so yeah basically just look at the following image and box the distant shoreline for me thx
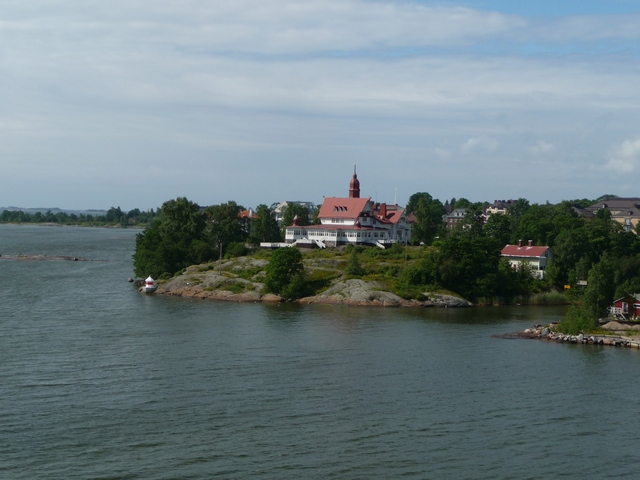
[0,222,144,229]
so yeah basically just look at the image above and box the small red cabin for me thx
[610,295,640,318]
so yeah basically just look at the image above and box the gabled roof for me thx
[501,244,550,258]
[445,208,467,218]
[613,295,640,304]
[319,197,371,219]
[579,197,640,218]
[376,208,405,225]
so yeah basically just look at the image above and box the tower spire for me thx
[349,165,360,198]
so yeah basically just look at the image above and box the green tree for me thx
[484,213,512,246]
[264,247,305,298]
[105,206,123,223]
[204,201,247,257]
[249,204,282,245]
[583,256,616,320]
[454,197,472,209]
[550,227,590,284]
[281,203,311,227]
[133,197,214,278]
[345,251,366,276]
[406,193,445,245]
[507,198,530,218]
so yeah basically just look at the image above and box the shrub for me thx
[264,247,305,297]
[344,252,366,276]
[556,304,597,335]
[225,242,249,258]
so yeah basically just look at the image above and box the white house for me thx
[271,200,316,225]
[501,240,553,279]
[284,169,412,248]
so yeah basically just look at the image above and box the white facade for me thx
[285,199,411,247]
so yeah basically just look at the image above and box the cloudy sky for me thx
[2,0,640,211]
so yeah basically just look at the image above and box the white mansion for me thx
[284,169,412,248]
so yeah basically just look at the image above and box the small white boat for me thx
[141,276,157,293]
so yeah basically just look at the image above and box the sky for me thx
[2,0,640,211]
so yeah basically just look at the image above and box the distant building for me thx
[271,200,316,225]
[609,295,640,319]
[574,197,640,232]
[501,240,553,279]
[484,199,515,217]
[443,208,467,229]
[284,168,411,248]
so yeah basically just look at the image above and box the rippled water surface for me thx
[1,224,640,479]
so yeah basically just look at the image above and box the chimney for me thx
[379,203,387,218]
[518,240,522,247]
[528,240,533,247]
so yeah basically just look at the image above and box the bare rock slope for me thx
[154,256,471,307]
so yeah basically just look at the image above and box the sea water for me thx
[1,224,639,479]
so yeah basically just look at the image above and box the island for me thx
[147,255,472,308]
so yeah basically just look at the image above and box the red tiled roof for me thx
[318,197,371,219]
[501,244,549,258]
[378,208,404,224]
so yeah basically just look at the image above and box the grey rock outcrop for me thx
[148,256,472,307]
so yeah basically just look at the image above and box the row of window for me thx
[290,230,389,239]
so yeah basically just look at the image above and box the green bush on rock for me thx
[264,248,306,299]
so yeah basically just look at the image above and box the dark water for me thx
[1,224,639,479]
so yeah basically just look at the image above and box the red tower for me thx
[349,165,360,198]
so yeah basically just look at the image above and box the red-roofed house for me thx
[501,240,553,279]
[284,168,412,248]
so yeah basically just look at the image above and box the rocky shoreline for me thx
[153,277,472,308]
[144,257,472,308]
[498,324,640,349]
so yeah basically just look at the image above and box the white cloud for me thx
[1,1,640,209]
[605,137,640,173]
[530,141,556,154]
[461,136,499,153]
[434,148,452,159]
[0,1,523,57]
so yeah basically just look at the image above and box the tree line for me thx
[0,206,157,226]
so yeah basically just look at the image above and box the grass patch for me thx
[304,269,340,295]
[392,283,428,301]
[197,264,215,272]
[236,266,264,280]
[225,284,245,294]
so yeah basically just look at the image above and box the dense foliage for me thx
[406,192,446,246]
[248,204,282,245]
[133,198,251,278]
[264,247,306,299]
[133,198,215,278]
[402,194,640,322]
[203,201,248,256]
[281,203,312,228]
